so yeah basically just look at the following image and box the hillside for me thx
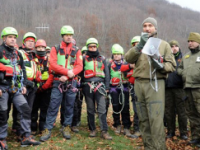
[0,0,199,56]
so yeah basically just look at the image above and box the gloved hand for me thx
[136,32,149,51]
[151,57,164,70]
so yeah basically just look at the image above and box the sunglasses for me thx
[88,45,97,48]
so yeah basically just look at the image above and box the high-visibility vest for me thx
[84,55,105,79]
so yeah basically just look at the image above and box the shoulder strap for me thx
[54,44,60,53]
[70,45,79,57]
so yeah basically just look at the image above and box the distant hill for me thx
[0,0,199,56]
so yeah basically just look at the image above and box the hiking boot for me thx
[21,136,41,147]
[180,133,188,140]
[40,128,51,142]
[62,126,71,139]
[115,125,121,134]
[101,131,112,140]
[188,139,200,145]
[124,128,133,137]
[31,131,37,136]
[71,126,79,133]
[0,139,8,150]
[166,132,175,139]
[89,130,97,137]
[133,131,141,137]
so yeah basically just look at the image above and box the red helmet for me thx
[35,39,47,48]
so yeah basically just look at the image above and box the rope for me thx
[110,82,125,114]
[9,54,24,94]
[58,79,78,93]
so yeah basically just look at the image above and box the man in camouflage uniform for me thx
[177,32,200,147]
[125,17,176,150]
[165,40,188,140]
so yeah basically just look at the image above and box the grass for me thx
[6,100,199,150]
[7,100,144,150]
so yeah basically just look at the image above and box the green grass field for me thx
[6,101,199,150]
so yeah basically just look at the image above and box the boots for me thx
[71,126,79,133]
[101,131,112,140]
[40,128,51,142]
[89,130,97,137]
[0,139,8,150]
[133,131,141,138]
[62,126,71,139]
[124,128,132,137]
[124,128,138,138]
[115,125,121,134]
[21,136,41,147]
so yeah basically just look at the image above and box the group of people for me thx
[0,16,200,150]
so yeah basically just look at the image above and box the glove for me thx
[151,57,164,70]
[136,32,149,51]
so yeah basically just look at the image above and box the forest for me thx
[0,0,199,57]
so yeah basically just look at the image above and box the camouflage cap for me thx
[169,40,179,47]
[188,32,200,44]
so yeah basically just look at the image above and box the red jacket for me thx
[50,41,83,79]
[121,63,135,84]
[35,55,54,90]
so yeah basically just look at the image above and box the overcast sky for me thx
[166,0,200,12]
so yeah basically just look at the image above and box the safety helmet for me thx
[131,36,140,44]
[23,32,37,43]
[1,27,18,38]
[46,46,51,50]
[81,46,88,53]
[35,39,47,48]
[86,38,99,48]
[60,25,74,35]
[111,44,124,54]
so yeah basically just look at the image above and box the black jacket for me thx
[0,43,27,85]
[166,51,183,88]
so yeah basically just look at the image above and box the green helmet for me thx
[1,27,18,38]
[111,44,124,54]
[86,38,99,47]
[46,46,51,50]
[60,25,74,35]
[81,46,88,53]
[23,32,37,43]
[131,36,140,44]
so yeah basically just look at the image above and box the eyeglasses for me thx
[88,45,97,48]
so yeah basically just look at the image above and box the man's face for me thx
[132,42,139,47]
[171,45,179,54]
[188,41,199,49]
[88,44,97,52]
[63,34,73,43]
[24,39,35,49]
[36,46,46,51]
[143,23,156,37]
[3,35,17,47]
[113,54,122,61]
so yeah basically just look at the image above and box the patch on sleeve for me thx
[79,55,83,60]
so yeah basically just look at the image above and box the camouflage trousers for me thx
[184,88,200,140]
[134,79,166,150]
